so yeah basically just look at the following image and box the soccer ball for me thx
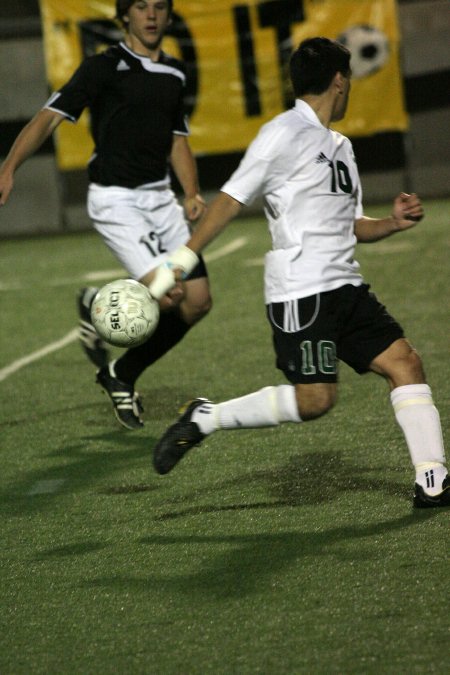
[337,24,390,79]
[91,279,159,347]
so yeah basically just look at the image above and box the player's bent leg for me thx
[111,279,211,396]
[179,276,212,326]
[153,385,302,474]
[114,276,211,382]
[294,382,337,421]
[369,337,425,389]
[370,338,449,507]
[96,361,144,430]
[152,383,335,474]
[77,287,110,368]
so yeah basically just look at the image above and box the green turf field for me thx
[1,198,448,673]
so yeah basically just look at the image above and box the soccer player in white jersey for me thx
[149,37,448,508]
[0,0,212,430]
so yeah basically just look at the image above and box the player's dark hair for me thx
[289,37,351,96]
[116,0,174,26]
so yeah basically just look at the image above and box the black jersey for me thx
[45,43,189,188]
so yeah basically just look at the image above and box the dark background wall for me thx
[1,0,449,236]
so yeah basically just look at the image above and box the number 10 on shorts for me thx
[300,340,337,375]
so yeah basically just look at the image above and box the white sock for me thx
[414,463,448,495]
[391,384,447,493]
[191,385,301,435]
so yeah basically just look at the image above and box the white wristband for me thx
[167,245,199,275]
[148,265,176,300]
[147,246,199,300]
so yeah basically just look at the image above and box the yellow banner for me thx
[39,0,408,170]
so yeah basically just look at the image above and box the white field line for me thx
[0,237,247,382]
[47,268,124,287]
[28,479,66,496]
[0,238,248,291]
[0,329,78,382]
[358,241,414,254]
[204,236,247,262]
[244,257,264,267]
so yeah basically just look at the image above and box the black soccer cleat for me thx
[153,398,211,474]
[413,474,450,508]
[96,363,144,430]
[77,287,110,369]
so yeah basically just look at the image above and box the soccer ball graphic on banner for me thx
[337,25,390,79]
[91,279,159,347]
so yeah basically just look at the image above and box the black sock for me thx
[114,311,191,385]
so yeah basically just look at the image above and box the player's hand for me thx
[159,282,185,311]
[184,193,206,221]
[148,245,199,300]
[391,192,424,230]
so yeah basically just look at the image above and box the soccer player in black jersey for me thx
[0,0,212,430]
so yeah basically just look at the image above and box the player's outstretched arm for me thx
[355,192,424,243]
[0,109,64,206]
[188,191,243,252]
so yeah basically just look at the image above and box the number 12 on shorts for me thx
[300,340,337,375]
[140,233,167,257]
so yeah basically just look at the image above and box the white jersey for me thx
[221,100,364,303]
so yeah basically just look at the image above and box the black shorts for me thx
[266,284,404,384]
[185,254,208,281]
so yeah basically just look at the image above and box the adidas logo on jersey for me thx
[315,152,330,164]
[117,60,130,71]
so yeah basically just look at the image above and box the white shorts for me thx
[87,183,190,280]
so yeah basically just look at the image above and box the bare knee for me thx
[180,279,212,325]
[294,383,337,421]
[183,297,212,325]
[370,338,426,389]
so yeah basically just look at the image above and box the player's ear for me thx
[334,71,345,94]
